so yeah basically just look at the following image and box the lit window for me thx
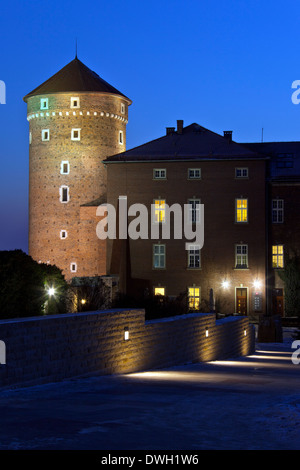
[40,98,48,110]
[188,286,200,311]
[235,244,248,268]
[119,130,123,144]
[70,262,77,273]
[272,245,284,268]
[70,97,80,108]
[272,199,284,223]
[188,168,201,179]
[153,244,165,269]
[60,161,70,175]
[41,129,50,141]
[236,199,248,223]
[188,199,201,223]
[154,287,165,296]
[121,103,125,114]
[154,199,166,223]
[60,230,68,239]
[188,245,200,268]
[235,168,248,178]
[153,169,166,179]
[71,128,81,140]
[60,185,69,203]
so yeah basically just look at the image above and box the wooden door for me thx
[236,288,247,315]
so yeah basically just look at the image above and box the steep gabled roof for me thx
[104,123,266,162]
[23,57,131,102]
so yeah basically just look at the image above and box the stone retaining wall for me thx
[0,309,255,389]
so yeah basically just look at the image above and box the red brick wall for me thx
[106,159,267,317]
[26,92,130,279]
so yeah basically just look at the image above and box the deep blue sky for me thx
[1,0,300,253]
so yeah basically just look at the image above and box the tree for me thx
[0,250,67,319]
[277,251,300,318]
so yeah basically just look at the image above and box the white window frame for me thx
[188,198,201,223]
[60,230,68,239]
[119,130,123,144]
[187,245,201,269]
[60,161,70,175]
[71,128,81,141]
[235,244,248,268]
[40,98,48,110]
[121,103,125,114]
[153,244,166,269]
[235,167,249,178]
[41,129,50,141]
[70,97,80,108]
[272,199,284,223]
[59,185,70,203]
[29,132,32,144]
[188,168,201,179]
[70,262,77,273]
[153,168,167,180]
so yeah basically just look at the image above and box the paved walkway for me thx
[1,331,300,450]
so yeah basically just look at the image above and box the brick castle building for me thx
[24,58,300,318]
[23,56,131,279]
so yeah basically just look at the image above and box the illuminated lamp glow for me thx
[47,287,55,296]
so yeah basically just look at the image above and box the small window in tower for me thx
[29,132,32,145]
[60,230,68,239]
[60,161,70,175]
[70,262,77,273]
[119,130,123,144]
[71,97,80,108]
[71,128,81,141]
[60,185,69,203]
[40,98,48,110]
[121,103,125,114]
[42,129,50,141]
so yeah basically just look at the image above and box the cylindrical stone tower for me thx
[23,57,131,280]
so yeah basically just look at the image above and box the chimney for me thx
[177,120,184,134]
[166,127,175,135]
[223,130,233,142]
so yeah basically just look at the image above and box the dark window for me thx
[276,154,294,168]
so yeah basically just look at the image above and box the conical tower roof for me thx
[23,57,131,103]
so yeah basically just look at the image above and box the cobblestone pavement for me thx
[0,335,300,450]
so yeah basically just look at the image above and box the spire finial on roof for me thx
[75,38,78,59]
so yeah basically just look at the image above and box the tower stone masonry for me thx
[24,57,132,280]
